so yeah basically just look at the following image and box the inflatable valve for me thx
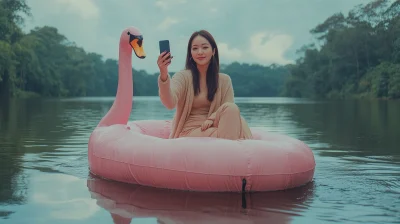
[242,178,247,209]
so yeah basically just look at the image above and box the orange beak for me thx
[130,38,146,59]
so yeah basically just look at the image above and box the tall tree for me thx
[283,0,400,99]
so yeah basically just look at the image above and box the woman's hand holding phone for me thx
[157,51,173,81]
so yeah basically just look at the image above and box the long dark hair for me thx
[185,30,219,101]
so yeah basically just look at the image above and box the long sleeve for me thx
[158,71,186,110]
[207,76,234,121]
[222,76,234,103]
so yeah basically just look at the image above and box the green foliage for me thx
[1,0,399,99]
[283,0,400,99]
[0,0,288,98]
[360,61,400,98]
[221,63,289,97]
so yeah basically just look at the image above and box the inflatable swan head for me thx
[121,26,146,59]
[95,26,146,128]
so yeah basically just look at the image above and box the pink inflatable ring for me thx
[88,26,316,192]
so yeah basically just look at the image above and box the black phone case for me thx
[159,40,171,59]
[159,40,170,54]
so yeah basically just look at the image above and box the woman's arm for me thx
[158,71,186,109]
[222,76,234,103]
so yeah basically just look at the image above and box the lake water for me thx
[0,96,399,224]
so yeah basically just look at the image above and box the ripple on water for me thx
[1,97,400,224]
[310,151,400,223]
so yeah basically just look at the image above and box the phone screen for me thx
[159,40,170,58]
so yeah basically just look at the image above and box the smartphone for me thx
[159,40,171,59]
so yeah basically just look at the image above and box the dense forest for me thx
[283,0,400,99]
[0,0,399,99]
[0,0,288,98]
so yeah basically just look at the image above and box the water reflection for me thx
[87,175,315,224]
[0,96,399,223]
[286,99,400,157]
[0,97,89,208]
[1,171,105,223]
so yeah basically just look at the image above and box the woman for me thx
[157,30,252,140]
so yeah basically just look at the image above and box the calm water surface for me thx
[0,96,399,224]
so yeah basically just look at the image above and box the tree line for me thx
[0,0,288,98]
[0,0,399,99]
[283,0,400,99]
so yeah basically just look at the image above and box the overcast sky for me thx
[22,0,367,74]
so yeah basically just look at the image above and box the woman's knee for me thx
[222,102,239,113]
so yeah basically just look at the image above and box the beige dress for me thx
[179,87,251,140]
[158,69,252,140]
[180,89,211,136]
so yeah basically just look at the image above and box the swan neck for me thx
[97,42,133,127]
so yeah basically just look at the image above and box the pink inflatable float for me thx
[88,26,316,192]
[87,176,314,223]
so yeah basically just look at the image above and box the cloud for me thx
[24,0,101,57]
[249,31,294,64]
[55,0,99,19]
[157,17,180,31]
[23,0,367,73]
[31,173,100,220]
[210,8,218,13]
[217,32,293,65]
[218,42,242,61]
[155,0,187,10]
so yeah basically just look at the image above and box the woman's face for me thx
[191,35,214,66]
